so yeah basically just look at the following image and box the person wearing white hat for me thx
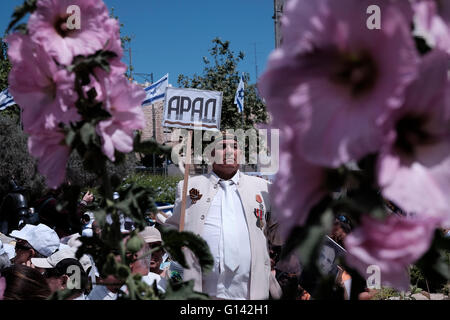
[9,224,60,265]
[127,227,168,293]
[31,247,88,300]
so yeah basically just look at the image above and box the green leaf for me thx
[65,128,77,147]
[126,234,144,253]
[413,230,450,288]
[133,132,172,156]
[6,0,37,34]
[47,289,76,301]
[80,122,95,146]
[163,280,209,300]
[160,227,214,273]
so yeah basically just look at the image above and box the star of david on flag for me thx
[142,74,169,106]
[234,74,245,113]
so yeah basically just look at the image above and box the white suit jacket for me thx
[166,171,280,300]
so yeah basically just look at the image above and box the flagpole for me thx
[179,130,192,232]
[151,73,156,175]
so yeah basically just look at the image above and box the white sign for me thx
[163,87,222,131]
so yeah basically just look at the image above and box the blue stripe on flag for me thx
[142,93,165,106]
[144,76,168,91]
[0,98,15,110]
[236,99,243,113]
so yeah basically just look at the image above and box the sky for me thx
[0,0,276,86]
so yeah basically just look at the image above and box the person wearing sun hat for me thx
[31,246,88,300]
[9,223,60,265]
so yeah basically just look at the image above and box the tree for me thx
[0,37,11,91]
[178,38,268,130]
[0,114,47,202]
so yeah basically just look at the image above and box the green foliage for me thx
[371,287,400,300]
[122,173,182,203]
[6,0,37,34]
[4,1,213,300]
[0,115,47,202]
[178,38,267,130]
[133,132,172,156]
[409,265,426,288]
[66,152,137,189]
[160,227,214,273]
[163,280,209,300]
[414,230,450,292]
[0,37,12,92]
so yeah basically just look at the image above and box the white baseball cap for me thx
[10,224,60,257]
[9,224,35,241]
[31,247,77,269]
[139,227,162,244]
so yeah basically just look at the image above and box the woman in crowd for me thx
[1,264,51,300]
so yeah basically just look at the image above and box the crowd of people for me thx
[1,133,448,301]
[0,186,179,300]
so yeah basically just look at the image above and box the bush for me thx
[66,151,138,189]
[0,114,47,202]
[121,173,182,203]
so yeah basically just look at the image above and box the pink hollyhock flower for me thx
[378,50,450,225]
[28,130,71,189]
[345,214,440,291]
[270,126,330,240]
[96,77,146,162]
[7,33,79,133]
[258,0,419,167]
[28,0,122,65]
[413,0,450,53]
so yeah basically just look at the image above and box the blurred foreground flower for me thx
[378,50,450,225]
[28,0,121,65]
[6,0,145,189]
[270,127,329,240]
[96,77,146,162]
[260,0,450,296]
[259,0,419,167]
[345,215,440,291]
[413,0,450,53]
[7,33,79,133]
[0,276,5,300]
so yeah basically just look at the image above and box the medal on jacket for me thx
[255,194,265,229]
[254,208,265,229]
[189,188,202,204]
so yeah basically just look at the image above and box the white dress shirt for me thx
[201,171,251,300]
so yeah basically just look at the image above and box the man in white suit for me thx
[166,132,280,300]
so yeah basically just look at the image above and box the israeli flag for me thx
[234,74,245,113]
[142,74,169,106]
[0,88,15,111]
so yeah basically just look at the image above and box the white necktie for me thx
[219,180,239,272]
